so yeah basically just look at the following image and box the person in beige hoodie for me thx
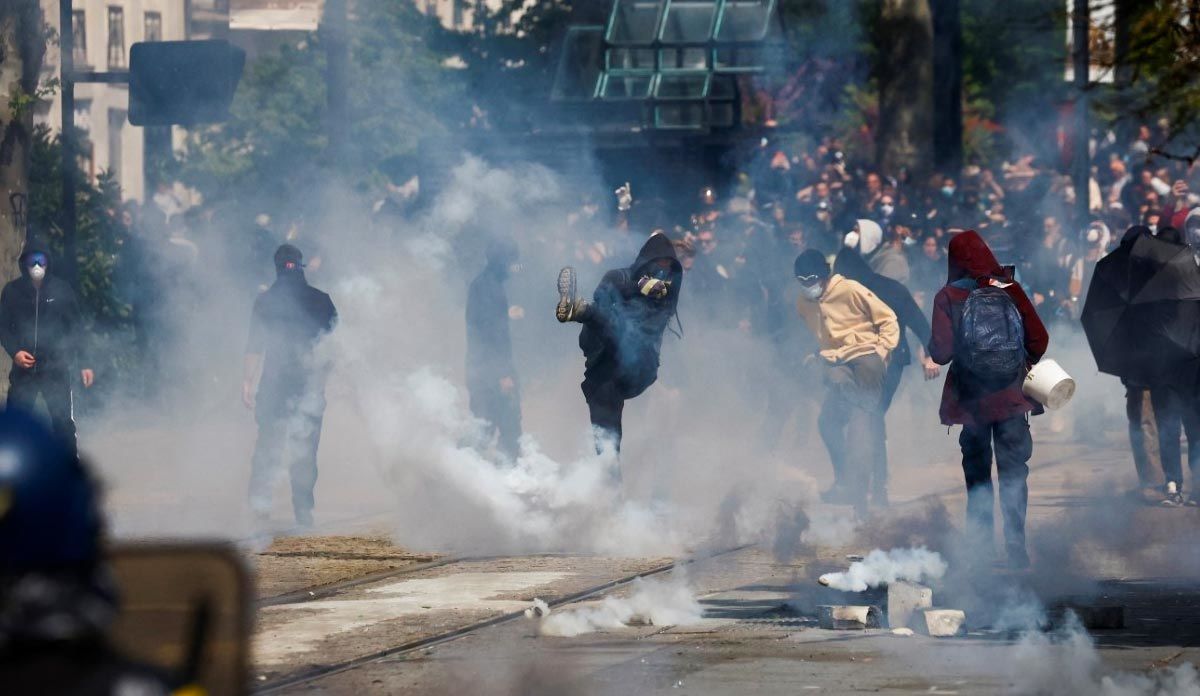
[793,250,900,515]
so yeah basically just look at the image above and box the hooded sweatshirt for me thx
[834,248,930,368]
[579,233,683,399]
[928,230,1049,426]
[0,246,84,375]
[796,274,899,365]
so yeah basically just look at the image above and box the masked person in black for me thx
[0,245,95,455]
[466,237,522,462]
[242,245,337,528]
[555,233,682,460]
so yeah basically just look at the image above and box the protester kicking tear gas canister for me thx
[555,233,683,471]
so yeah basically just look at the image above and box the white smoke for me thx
[1011,614,1200,696]
[538,572,703,637]
[818,547,947,592]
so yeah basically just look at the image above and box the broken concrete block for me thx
[891,627,915,637]
[919,609,966,637]
[887,581,933,629]
[818,605,883,630]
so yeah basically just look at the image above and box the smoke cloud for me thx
[818,547,947,592]
[538,571,703,637]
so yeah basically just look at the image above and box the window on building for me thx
[108,108,126,185]
[144,11,162,42]
[107,6,125,68]
[72,11,88,66]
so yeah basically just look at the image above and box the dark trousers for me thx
[469,383,522,461]
[873,358,904,494]
[249,393,325,525]
[1150,388,1200,486]
[817,354,886,511]
[8,370,77,457]
[959,416,1032,558]
[1126,387,1164,488]
[583,379,624,454]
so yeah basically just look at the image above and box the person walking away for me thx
[794,250,899,515]
[555,233,682,463]
[466,237,522,462]
[243,244,337,528]
[928,231,1049,569]
[833,248,939,505]
[0,244,95,456]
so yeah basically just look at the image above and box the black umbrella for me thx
[1082,233,1200,390]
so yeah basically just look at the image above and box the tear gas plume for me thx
[817,547,947,592]
[1010,614,1200,696]
[538,572,703,637]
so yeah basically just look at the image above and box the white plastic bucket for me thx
[1023,358,1076,410]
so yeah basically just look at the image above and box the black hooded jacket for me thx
[833,248,930,368]
[580,234,683,399]
[0,248,85,375]
[246,270,338,408]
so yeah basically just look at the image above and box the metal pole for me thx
[59,0,78,287]
[1072,0,1090,229]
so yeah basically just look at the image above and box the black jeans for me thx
[959,416,1032,558]
[250,391,326,525]
[1150,387,1200,487]
[818,354,886,511]
[583,379,624,454]
[8,369,77,457]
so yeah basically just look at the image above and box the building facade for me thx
[36,0,228,202]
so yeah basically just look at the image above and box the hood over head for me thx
[1087,220,1112,249]
[1185,207,1200,244]
[631,232,682,278]
[832,247,873,283]
[946,230,1002,283]
[18,241,51,280]
[273,243,307,283]
[856,219,883,256]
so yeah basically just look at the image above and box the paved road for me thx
[262,423,1200,694]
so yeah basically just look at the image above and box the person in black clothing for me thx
[242,244,337,527]
[0,408,173,695]
[466,237,522,461]
[833,247,940,505]
[555,233,682,459]
[0,245,94,455]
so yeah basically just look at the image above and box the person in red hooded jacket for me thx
[928,230,1049,569]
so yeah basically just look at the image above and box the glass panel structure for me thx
[606,0,665,45]
[600,73,656,99]
[659,47,707,70]
[658,0,718,44]
[714,0,775,42]
[654,72,709,99]
[608,48,656,70]
[551,26,605,100]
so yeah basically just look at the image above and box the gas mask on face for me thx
[638,275,671,300]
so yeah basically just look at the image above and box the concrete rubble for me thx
[818,605,883,630]
[918,609,967,637]
[886,581,933,629]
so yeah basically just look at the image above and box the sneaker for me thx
[1161,482,1184,507]
[1185,494,1200,508]
[555,267,588,322]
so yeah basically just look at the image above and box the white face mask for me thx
[844,231,860,249]
[28,265,45,281]
[880,204,895,217]
[1086,229,1100,243]
[902,236,916,247]
[799,282,824,301]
